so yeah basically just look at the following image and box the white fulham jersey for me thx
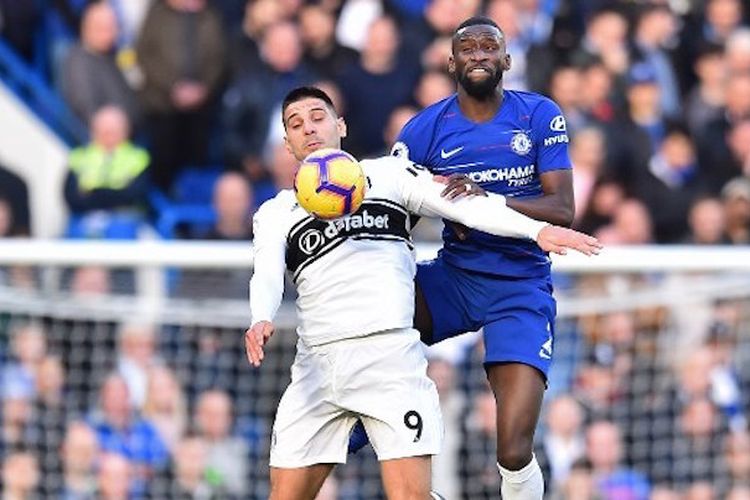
[249,155,548,346]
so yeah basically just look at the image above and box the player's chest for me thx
[427,120,540,191]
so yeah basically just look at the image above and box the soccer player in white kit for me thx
[245,87,600,500]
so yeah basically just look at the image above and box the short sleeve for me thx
[532,98,573,174]
[391,115,430,165]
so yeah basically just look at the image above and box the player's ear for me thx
[447,55,455,75]
[503,54,512,71]
[337,117,347,138]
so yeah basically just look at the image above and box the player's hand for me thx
[433,174,486,241]
[434,174,487,200]
[536,225,603,256]
[245,321,275,367]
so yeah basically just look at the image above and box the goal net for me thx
[0,240,748,499]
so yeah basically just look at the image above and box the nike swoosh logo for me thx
[440,146,464,159]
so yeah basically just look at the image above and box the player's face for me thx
[283,97,347,161]
[449,25,510,98]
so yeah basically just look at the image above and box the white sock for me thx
[497,454,544,500]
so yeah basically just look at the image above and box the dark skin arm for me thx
[505,169,575,227]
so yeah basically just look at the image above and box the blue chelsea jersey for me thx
[392,90,572,277]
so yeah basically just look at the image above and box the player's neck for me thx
[456,87,504,123]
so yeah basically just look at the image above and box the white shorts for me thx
[269,328,443,468]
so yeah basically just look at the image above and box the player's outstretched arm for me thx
[245,320,275,367]
[536,225,602,256]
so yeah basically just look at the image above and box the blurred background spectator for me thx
[63,105,150,240]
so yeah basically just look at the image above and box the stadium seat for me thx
[171,166,224,205]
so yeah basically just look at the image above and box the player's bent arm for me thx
[400,165,601,255]
[401,167,547,240]
[505,169,575,227]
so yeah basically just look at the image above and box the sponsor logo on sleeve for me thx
[391,141,410,159]
[549,115,567,132]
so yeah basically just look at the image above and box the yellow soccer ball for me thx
[294,148,366,220]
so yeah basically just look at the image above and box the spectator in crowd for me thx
[570,127,607,226]
[684,196,730,244]
[60,2,140,127]
[698,74,750,192]
[606,62,668,194]
[97,453,132,500]
[637,125,705,242]
[150,434,232,498]
[572,8,630,78]
[1,450,40,500]
[579,60,617,125]
[536,395,586,493]
[58,421,99,499]
[0,164,31,236]
[725,119,750,179]
[586,420,651,499]
[337,15,420,157]
[137,0,226,191]
[1,391,33,457]
[194,389,248,496]
[412,69,454,109]
[299,3,357,81]
[88,373,169,493]
[28,355,69,493]
[223,20,317,181]
[630,4,681,118]
[203,172,254,240]
[459,389,502,499]
[228,0,283,79]
[722,431,750,493]
[400,0,469,62]
[69,265,112,296]
[64,106,150,240]
[721,177,750,244]
[115,322,163,409]
[595,198,654,245]
[2,323,47,401]
[557,458,597,500]
[686,482,718,500]
[695,0,745,50]
[142,365,187,452]
[725,28,750,74]
[426,357,461,499]
[685,43,726,139]
[670,398,725,487]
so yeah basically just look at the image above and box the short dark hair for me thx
[454,16,501,35]
[282,86,337,121]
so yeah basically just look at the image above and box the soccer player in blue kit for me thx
[356,16,576,499]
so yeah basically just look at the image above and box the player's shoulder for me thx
[506,89,562,114]
[361,155,415,180]
[255,189,296,221]
[401,94,457,134]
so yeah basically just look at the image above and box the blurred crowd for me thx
[0,0,748,245]
[1,288,750,499]
[1,0,750,499]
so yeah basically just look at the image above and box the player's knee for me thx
[496,441,533,471]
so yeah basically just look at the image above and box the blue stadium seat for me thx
[171,166,224,205]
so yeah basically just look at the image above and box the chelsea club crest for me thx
[510,131,532,155]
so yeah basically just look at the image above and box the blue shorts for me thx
[416,257,556,377]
